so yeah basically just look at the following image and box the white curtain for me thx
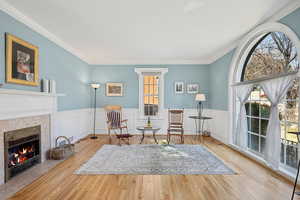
[261,75,296,170]
[235,84,253,148]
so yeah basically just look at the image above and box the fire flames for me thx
[9,145,34,167]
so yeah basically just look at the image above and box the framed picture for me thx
[187,84,199,94]
[174,82,184,94]
[106,82,123,96]
[6,34,39,86]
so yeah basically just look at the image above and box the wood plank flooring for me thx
[7,135,299,200]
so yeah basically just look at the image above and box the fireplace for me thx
[4,125,41,182]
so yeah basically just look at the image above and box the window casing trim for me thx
[135,68,168,119]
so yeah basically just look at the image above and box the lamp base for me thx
[90,135,98,139]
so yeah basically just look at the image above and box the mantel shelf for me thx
[0,88,66,97]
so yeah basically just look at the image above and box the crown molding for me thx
[0,0,299,65]
[88,58,211,65]
[207,0,300,64]
[0,0,90,64]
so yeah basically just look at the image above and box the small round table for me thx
[136,126,160,144]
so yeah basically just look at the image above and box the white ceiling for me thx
[1,0,297,64]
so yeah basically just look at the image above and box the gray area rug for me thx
[75,144,235,175]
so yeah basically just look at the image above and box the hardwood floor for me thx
[7,135,298,200]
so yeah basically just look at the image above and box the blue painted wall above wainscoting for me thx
[90,65,211,109]
[0,10,91,111]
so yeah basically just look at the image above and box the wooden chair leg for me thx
[181,131,184,144]
[167,132,170,144]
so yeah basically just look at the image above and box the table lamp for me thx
[195,93,206,118]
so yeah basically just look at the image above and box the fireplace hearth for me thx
[4,126,41,182]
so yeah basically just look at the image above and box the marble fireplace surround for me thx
[0,89,61,185]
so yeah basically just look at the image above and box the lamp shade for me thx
[90,83,100,89]
[195,93,206,101]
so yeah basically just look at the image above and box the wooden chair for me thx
[167,109,184,144]
[104,105,132,144]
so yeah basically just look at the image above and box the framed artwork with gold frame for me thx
[6,33,39,86]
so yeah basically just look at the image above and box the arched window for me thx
[241,31,299,170]
[242,32,299,81]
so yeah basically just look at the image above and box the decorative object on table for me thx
[137,126,160,144]
[195,93,206,117]
[146,117,152,128]
[167,109,184,144]
[174,81,184,94]
[106,82,123,96]
[49,136,75,160]
[49,80,56,94]
[104,105,132,145]
[75,144,235,175]
[41,79,49,93]
[90,83,100,139]
[187,83,199,94]
[6,33,39,86]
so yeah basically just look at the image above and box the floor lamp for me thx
[90,83,100,139]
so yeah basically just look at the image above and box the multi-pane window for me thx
[245,86,270,154]
[279,79,299,169]
[143,75,159,116]
[240,31,300,172]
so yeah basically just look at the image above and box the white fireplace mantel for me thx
[0,88,65,121]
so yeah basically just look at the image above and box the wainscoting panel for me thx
[55,108,92,144]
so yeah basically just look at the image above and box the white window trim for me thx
[135,68,168,119]
[227,22,300,178]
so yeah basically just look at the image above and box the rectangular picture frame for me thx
[187,83,199,94]
[174,82,184,94]
[6,33,39,86]
[106,82,123,96]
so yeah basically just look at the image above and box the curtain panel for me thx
[234,84,253,148]
[260,75,296,170]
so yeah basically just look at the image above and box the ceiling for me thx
[1,0,297,64]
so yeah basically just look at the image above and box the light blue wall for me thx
[208,8,300,111]
[0,10,91,111]
[209,50,235,111]
[90,65,210,109]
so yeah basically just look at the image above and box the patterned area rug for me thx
[75,144,235,175]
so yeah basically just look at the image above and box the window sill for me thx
[228,143,297,183]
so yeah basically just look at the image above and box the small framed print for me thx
[6,33,39,86]
[187,84,199,94]
[174,82,184,94]
[106,82,123,96]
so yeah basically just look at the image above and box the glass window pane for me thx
[245,103,250,115]
[250,118,259,133]
[260,102,270,118]
[285,101,298,123]
[286,79,299,100]
[249,134,259,152]
[144,76,150,84]
[243,32,299,81]
[250,103,259,117]
[286,124,299,143]
[261,119,268,136]
[280,142,285,163]
[247,117,251,130]
[144,85,150,95]
[260,137,266,154]
[286,144,298,168]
